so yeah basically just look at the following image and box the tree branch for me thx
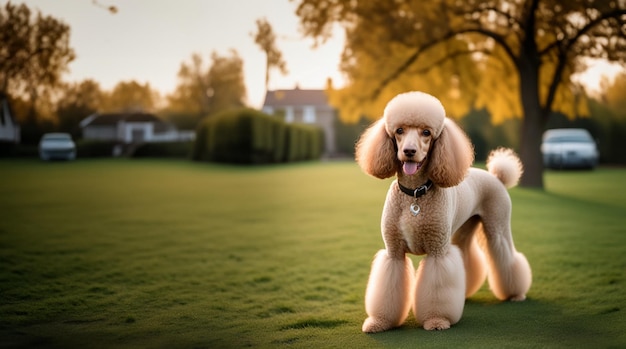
[538,8,626,56]
[542,51,568,116]
[371,28,516,99]
[542,8,626,117]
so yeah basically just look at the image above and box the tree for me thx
[0,2,75,95]
[56,79,104,138]
[0,2,75,143]
[103,80,160,113]
[252,17,288,91]
[600,70,626,119]
[164,50,247,128]
[207,50,247,114]
[164,53,213,128]
[295,0,626,188]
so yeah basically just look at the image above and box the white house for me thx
[262,88,337,156]
[80,112,194,144]
[0,93,20,144]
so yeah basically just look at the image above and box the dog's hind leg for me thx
[362,249,415,333]
[481,219,532,301]
[413,245,466,330]
[452,216,488,298]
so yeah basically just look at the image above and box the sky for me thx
[16,0,624,108]
[18,0,346,108]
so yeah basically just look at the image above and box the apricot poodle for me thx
[356,91,532,332]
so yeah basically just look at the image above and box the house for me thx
[262,88,337,156]
[0,93,20,144]
[80,112,194,144]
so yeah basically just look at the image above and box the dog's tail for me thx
[486,148,523,189]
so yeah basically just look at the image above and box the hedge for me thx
[192,108,324,164]
[131,142,193,158]
[76,140,119,158]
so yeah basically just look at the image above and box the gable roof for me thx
[263,89,333,109]
[80,112,164,127]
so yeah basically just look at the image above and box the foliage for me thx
[0,160,624,348]
[458,109,522,161]
[130,141,193,158]
[192,108,323,164]
[295,0,626,188]
[56,80,104,138]
[164,53,212,120]
[0,2,75,143]
[253,17,288,90]
[75,140,118,158]
[164,51,247,129]
[600,70,626,120]
[102,80,160,113]
[334,116,369,156]
[0,2,74,96]
[207,51,247,113]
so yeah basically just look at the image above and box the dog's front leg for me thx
[413,245,466,330]
[362,249,415,333]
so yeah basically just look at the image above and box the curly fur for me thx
[487,148,524,188]
[357,91,532,333]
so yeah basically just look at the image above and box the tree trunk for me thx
[517,57,546,189]
[518,100,545,188]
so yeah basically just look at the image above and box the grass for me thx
[0,159,625,348]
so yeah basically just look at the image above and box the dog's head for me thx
[356,91,474,187]
[383,92,446,177]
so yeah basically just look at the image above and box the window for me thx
[285,106,294,123]
[303,106,316,123]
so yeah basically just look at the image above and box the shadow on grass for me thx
[363,298,619,349]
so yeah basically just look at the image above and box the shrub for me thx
[131,142,193,158]
[193,108,323,164]
[76,140,119,157]
[0,143,38,158]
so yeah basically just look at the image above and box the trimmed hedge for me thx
[192,108,324,164]
[76,140,119,158]
[131,142,193,158]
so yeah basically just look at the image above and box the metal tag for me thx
[410,203,421,216]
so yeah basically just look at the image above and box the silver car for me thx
[541,128,598,169]
[39,133,77,161]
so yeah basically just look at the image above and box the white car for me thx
[39,133,77,161]
[541,128,598,169]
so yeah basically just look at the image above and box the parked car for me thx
[39,133,76,161]
[541,128,598,169]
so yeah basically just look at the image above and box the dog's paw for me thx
[509,294,526,302]
[423,317,451,331]
[362,317,392,333]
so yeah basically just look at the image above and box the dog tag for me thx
[410,203,421,216]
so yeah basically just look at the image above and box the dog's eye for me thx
[396,128,404,135]
[422,129,431,137]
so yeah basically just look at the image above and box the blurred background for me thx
[1,0,625,189]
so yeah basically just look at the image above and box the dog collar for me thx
[397,180,433,199]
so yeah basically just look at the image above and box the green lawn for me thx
[1,159,625,348]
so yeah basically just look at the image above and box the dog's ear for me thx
[427,118,474,187]
[356,118,398,179]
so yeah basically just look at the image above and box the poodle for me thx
[356,91,532,332]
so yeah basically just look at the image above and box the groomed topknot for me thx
[383,91,446,139]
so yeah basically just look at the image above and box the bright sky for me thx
[18,0,346,108]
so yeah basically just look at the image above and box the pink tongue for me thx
[403,162,418,175]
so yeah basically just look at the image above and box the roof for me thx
[80,112,164,127]
[262,89,333,109]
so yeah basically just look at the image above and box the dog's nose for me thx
[403,148,416,157]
